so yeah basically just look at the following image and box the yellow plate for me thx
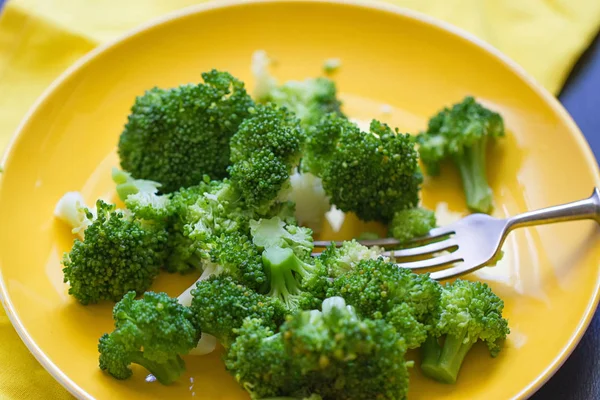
[0,1,599,399]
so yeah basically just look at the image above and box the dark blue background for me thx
[0,0,598,398]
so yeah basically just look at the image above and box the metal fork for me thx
[314,188,600,280]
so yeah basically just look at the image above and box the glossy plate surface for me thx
[0,1,599,399]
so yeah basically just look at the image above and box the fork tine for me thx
[313,227,456,249]
[429,262,481,281]
[396,253,463,270]
[385,239,457,258]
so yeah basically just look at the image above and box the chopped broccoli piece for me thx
[226,297,410,400]
[118,70,254,193]
[322,58,341,75]
[327,258,441,348]
[251,51,343,128]
[54,191,96,239]
[98,292,199,385]
[417,96,505,213]
[315,116,423,222]
[250,217,313,257]
[318,240,387,278]
[111,168,171,221]
[62,200,168,304]
[420,279,509,384]
[190,275,285,348]
[301,112,351,176]
[389,207,437,243]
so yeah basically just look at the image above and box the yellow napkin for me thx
[0,0,599,398]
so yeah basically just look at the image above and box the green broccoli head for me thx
[320,119,423,222]
[112,168,172,221]
[327,258,441,348]
[118,70,254,193]
[420,279,510,384]
[225,318,302,400]
[318,240,387,279]
[389,207,437,243]
[302,113,353,176]
[62,200,168,304]
[98,291,199,385]
[281,297,411,400]
[417,96,505,213]
[190,275,286,348]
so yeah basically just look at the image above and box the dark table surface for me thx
[0,1,598,399]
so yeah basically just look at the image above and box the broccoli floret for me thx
[420,279,509,384]
[225,318,301,399]
[417,96,504,213]
[190,275,286,348]
[112,168,171,221]
[62,200,168,304]
[327,258,441,349]
[318,118,423,222]
[251,51,343,128]
[226,297,410,400]
[389,207,437,243]
[118,70,254,193]
[323,58,341,75]
[283,297,411,400]
[319,240,387,279]
[302,113,351,176]
[286,170,331,233]
[54,191,96,239]
[250,217,322,310]
[98,292,199,385]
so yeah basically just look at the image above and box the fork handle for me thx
[506,188,600,231]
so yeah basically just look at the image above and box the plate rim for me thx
[0,0,599,399]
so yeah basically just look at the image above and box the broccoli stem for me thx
[420,331,475,384]
[453,137,493,214]
[129,352,186,385]
[262,247,303,307]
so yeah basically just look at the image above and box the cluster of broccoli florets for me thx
[53,55,509,398]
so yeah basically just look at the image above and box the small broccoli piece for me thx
[190,275,285,348]
[389,207,437,243]
[417,96,505,213]
[319,118,423,222]
[327,258,441,349]
[225,318,301,399]
[286,170,331,233]
[62,200,168,304]
[54,191,96,239]
[420,279,509,384]
[98,291,199,385]
[318,240,387,279]
[111,168,171,221]
[302,113,352,176]
[118,70,254,193]
[251,51,343,128]
[323,58,341,75]
[250,217,313,257]
[250,217,323,310]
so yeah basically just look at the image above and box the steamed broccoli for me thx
[111,168,171,221]
[118,70,254,193]
[190,275,285,348]
[54,191,96,239]
[313,116,423,222]
[417,96,504,213]
[318,240,387,279]
[225,297,410,400]
[301,112,350,176]
[228,104,304,213]
[389,207,437,243]
[327,258,441,349]
[286,170,330,233]
[251,51,343,128]
[62,200,168,304]
[250,217,323,311]
[420,279,509,384]
[98,291,199,385]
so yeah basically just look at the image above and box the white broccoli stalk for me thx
[287,171,331,233]
[251,50,277,101]
[54,192,96,239]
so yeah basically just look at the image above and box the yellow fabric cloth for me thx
[0,0,599,398]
